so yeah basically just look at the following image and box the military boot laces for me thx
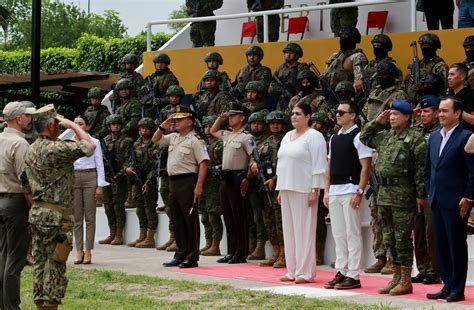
[389,266,413,295]
[379,264,401,294]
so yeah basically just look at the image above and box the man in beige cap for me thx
[0,101,35,310]
[24,104,95,309]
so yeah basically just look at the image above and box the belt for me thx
[0,192,24,198]
[36,201,72,217]
[75,168,96,173]
[169,173,197,180]
[379,176,413,186]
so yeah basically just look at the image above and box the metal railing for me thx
[146,0,413,51]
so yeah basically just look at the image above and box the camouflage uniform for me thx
[324,48,368,90]
[288,90,328,115]
[84,105,110,140]
[121,71,145,97]
[462,36,474,89]
[186,0,223,47]
[365,84,409,122]
[360,120,426,268]
[329,0,358,37]
[25,109,94,306]
[241,81,269,114]
[247,0,284,43]
[194,90,234,121]
[116,96,141,140]
[234,47,272,100]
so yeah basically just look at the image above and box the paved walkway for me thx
[69,244,472,309]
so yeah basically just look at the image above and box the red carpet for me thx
[173,264,474,305]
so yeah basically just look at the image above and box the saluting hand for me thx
[376,109,390,126]
[160,117,173,129]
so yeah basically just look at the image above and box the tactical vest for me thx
[324,48,364,89]
[366,84,407,121]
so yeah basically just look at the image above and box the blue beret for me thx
[390,100,413,115]
[419,95,440,109]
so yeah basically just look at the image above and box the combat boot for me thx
[247,239,266,260]
[98,228,116,245]
[379,264,401,294]
[273,245,286,268]
[42,302,58,310]
[202,239,221,256]
[166,240,178,252]
[364,256,387,273]
[380,259,394,274]
[249,239,257,254]
[389,266,413,295]
[136,229,156,248]
[260,244,279,266]
[34,299,44,310]
[127,228,146,247]
[200,239,212,254]
[124,189,136,208]
[156,232,175,250]
[110,228,123,245]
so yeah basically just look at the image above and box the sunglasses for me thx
[336,110,352,116]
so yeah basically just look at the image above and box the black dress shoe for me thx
[228,256,247,264]
[446,292,465,302]
[426,290,450,300]
[422,273,441,285]
[179,260,198,268]
[162,259,183,267]
[411,273,426,283]
[217,255,233,263]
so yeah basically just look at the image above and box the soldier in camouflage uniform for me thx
[25,105,95,309]
[269,43,310,112]
[193,70,234,121]
[412,95,441,285]
[414,73,446,104]
[364,62,409,122]
[233,46,272,100]
[288,70,329,116]
[124,118,159,249]
[404,33,449,102]
[323,27,368,93]
[99,114,133,246]
[186,0,223,47]
[329,0,358,37]
[120,53,144,97]
[142,53,180,119]
[247,0,284,43]
[197,52,232,92]
[199,115,224,256]
[84,87,110,140]
[364,34,403,91]
[462,35,474,89]
[241,81,269,114]
[360,100,427,296]
[159,85,185,123]
[246,111,269,260]
[115,79,141,140]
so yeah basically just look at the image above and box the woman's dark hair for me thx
[293,102,312,126]
[75,114,90,126]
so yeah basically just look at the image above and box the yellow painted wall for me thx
[143,28,472,94]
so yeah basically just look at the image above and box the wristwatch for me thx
[356,188,364,196]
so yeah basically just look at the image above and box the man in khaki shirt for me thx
[0,101,35,310]
[152,105,209,268]
[211,103,255,264]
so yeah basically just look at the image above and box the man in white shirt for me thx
[324,101,372,289]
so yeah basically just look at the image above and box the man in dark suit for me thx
[424,97,474,302]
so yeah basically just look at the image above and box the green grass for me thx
[20,266,394,309]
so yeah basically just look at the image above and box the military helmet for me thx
[463,35,474,47]
[376,61,399,77]
[371,34,393,51]
[115,78,133,90]
[202,70,222,83]
[121,53,140,65]
[20,100,36,109]
[282,43,303,57]
[204,52,223,65]
[166,85,185,97]
[335,81,355,93]
[265,111,286,124]
[311,112,332,128]
[418,33,441,49]
[138,117,156,130]
[245,45,264,58]
[202,115,217,126]
[105,114,124,126]
[248,111,266,123]
[297,70,317,81]
[87,87,103,98]
[153,53,171,64]
[245,81,266,94]
[339,26,361,44]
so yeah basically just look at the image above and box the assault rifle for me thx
[129,147,148,205]
[251,148,273,207]
[272,75,294,105]
[409,41,421,86]
[365,170,379,200]
[308,62,339,121]
[100,139,122,183]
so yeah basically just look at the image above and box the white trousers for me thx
[328,193,368,280]
[280,190,317,281]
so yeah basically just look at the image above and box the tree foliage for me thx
[168,4,189,33]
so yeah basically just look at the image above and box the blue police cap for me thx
[419,95,440,109]
[390,100,413,115]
